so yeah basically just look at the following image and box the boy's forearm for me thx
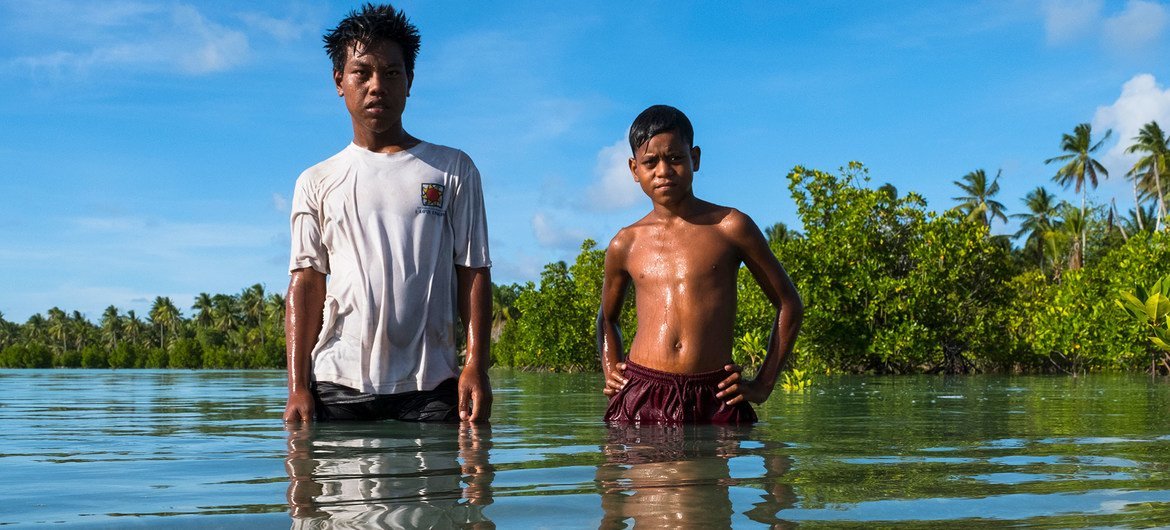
[286,271,325,393]
[457,266,492,371]
[596,310,624,374]
[754,300,804,391]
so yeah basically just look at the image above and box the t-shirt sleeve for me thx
[288,173,330,275]
[451,156,492,268]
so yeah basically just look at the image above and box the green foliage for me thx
[780,368,812,392]
[756,163,1015,373]
[494,240,603,370]
[494,239,637,371]
[0,343,52,368]
[1116,272,1170,371]
[168,338,204,369]
[1008,232,1170,373]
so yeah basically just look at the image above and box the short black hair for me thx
[628,105,695,154]
[323,3,421,77]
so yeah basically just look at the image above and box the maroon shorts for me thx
[604,361,757,424]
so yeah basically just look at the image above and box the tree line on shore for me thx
[2,121,1168,374]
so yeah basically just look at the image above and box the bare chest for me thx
[625,229,740,286]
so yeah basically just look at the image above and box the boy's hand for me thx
[603,362,628,396]
[716,364,771,405]
[458,367,493,422]
[283,389,315,423]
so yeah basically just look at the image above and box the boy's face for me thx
[334,39,412,137]
[628,130,701,206]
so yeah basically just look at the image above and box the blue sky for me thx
[1,0,1168,322]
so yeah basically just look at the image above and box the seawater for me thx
[3,369,1170,528]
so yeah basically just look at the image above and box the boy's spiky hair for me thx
[628,105,695,154]
[323,3,421,76]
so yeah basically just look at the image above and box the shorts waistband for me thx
[623,360,731,385]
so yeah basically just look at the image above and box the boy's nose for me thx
[367,73,385,94]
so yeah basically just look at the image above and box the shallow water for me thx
[3,369,1170,528]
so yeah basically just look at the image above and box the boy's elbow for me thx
[782,293,804,318]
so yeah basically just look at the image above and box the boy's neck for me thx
[353,126,420,154]
[652,194,706,219]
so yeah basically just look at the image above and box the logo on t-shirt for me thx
[421,183,445,207]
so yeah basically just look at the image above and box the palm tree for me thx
[265,293,286,336]
[70,310,91,350]
[46,307,68,354]
[1122,203,1158,236]
[0,311,14,349]
[1045,123,1112,267]
[1058,203,1088,270]
[490,284,521,341]
[23,313,47,344]
[240,284,267,348]
[1012,186,1059,268]
[1125,120,1169,231]
[192,293,215,329]
[149,296,181,350]
[124,310,144,347]
[952,169,1007,228]
[764,222,798,246]
[212,294,239,333]
[100,305,121,350]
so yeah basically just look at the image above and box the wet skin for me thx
[597,131,803,406]
[283,39,492,423]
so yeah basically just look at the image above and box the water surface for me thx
[3,369,1170,528]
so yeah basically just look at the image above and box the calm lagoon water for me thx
[3,369,1170,528]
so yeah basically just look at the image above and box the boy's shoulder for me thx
[685,201,759,238]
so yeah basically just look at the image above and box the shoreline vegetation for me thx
[4,122,1170,375]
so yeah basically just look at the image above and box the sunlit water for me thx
[3,369,1170,528]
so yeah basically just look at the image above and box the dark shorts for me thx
[312,378,459,422]
[604,361,757,425]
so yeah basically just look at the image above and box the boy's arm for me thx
[456,265,493,422]
[598,233,632,396]
[283,267,326,423]
[717,212,803,405]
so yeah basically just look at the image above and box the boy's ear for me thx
[334,70,344,97]
[628,157,638,181]
[407,74,413,97]
[691,146,701,172]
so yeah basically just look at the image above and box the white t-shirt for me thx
[289,142,491,394]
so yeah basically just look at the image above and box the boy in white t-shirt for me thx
[283,4,492,423]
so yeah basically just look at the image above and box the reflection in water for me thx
[596,425,796,529]
[286,422,494,529]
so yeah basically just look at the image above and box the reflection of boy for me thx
[598,105,803,424]
[283,4,492,424]
[596,425,797,527]
[286,423,493,528]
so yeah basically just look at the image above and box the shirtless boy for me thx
[598,105,803,424]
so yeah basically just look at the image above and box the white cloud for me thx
[1093,74,1170,176]
[532,211,589,248]
[272,192,289,212]
[1042,0,1168,51]
[1103,0,1169,50]
[9,2,250,75]
[1042,0,1101,44]
[584,138,641,210]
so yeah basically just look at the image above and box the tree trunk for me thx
[1155,163,1166,231]
[1078,192,1087,269]
[1133,182,1145,231]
